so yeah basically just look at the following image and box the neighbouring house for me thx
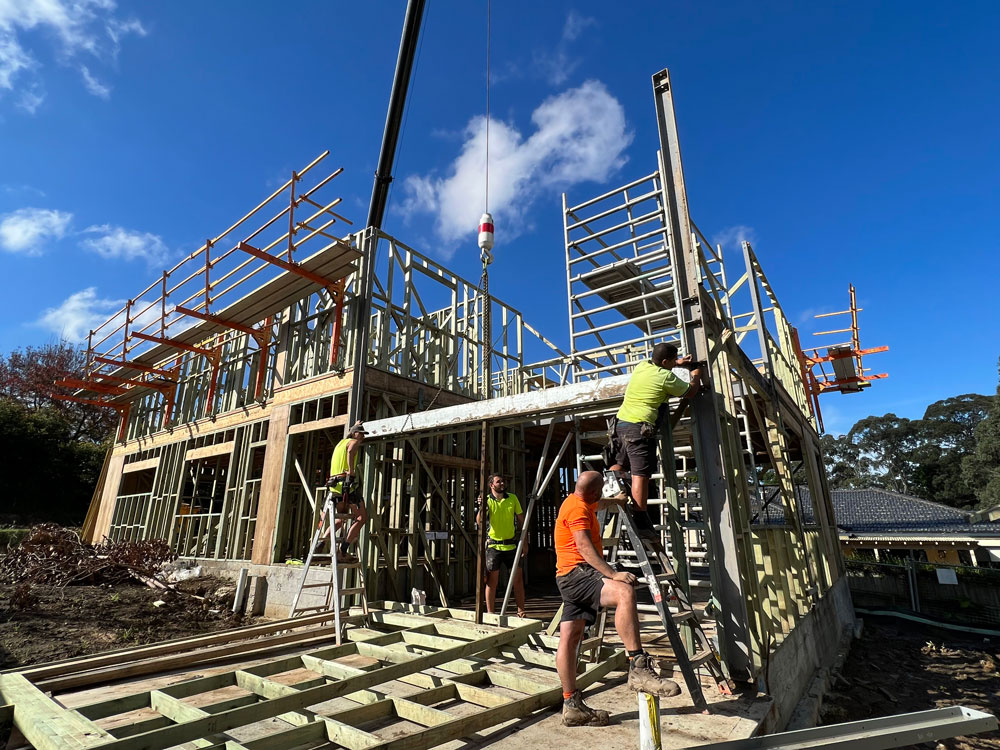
[761,488,1000,566]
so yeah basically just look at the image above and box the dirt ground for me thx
[821,618,1000,749]
[0,576,259,670]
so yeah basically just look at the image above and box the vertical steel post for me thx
[653,68,753,680]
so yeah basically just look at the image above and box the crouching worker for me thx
[326,421,370,563]
[555,470,681,727]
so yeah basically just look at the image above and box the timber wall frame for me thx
[82,67,848,685]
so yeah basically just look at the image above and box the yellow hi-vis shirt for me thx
[329,438,358,494]
[616,360,689,425]
[485,492,522,552]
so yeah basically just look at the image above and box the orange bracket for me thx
[130,331,217,357]
[92,355,176,379]
[236,241,339,289]
[54,377,129,397]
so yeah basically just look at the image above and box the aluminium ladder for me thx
[287,492,368,643]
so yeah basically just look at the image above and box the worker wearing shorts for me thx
[553,471,681,727]
[614,343,701,532]
[477,474,527,617]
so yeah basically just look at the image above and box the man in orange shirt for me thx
[555,471,681,727]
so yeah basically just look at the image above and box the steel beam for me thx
[653,67,753,679]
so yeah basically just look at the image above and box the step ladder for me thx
[287,494,368,644]
[609,500,733,709]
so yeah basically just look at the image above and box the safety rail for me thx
[63,151,354,414]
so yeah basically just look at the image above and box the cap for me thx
[349,421,369,436]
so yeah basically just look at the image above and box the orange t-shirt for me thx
[554,493,602,577]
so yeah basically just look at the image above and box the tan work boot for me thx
[627,652,682,697]
[562,690,610,727]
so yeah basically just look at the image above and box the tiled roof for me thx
[758,487,1000,537]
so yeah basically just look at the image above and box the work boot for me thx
[562,690,610,727]
[628,652,682,697]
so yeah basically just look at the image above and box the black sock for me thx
[340,542,350,556]
[627,648,644,660]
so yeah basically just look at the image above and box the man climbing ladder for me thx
[613,342,703,537]
[327,421,370,562]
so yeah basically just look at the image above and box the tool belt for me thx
[326,473,358,502]
[486,536,518,548]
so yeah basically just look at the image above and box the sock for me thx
[563,691,575,700]
[340,542,350,556]
[627,648,644,660]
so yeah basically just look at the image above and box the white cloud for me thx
[16,83,43,112]
[0,207,72,254]
[81,224,169,265]
[532,11,597,86]
[79,65,109,98]
[0,0,147,106]
[402,80,632,253]
[36,287,168,343]
[0,28,32,88]
[1,182,46,198]
[712,225,757,250]
[37,286,122,342]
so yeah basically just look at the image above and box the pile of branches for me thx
[0,524,175,588]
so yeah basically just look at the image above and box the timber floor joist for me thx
[0,603,625,750]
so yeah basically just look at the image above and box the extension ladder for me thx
[287,494,367,643]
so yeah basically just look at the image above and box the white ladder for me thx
[287,495,367,643]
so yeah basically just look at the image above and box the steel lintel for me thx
[363,374,630,440]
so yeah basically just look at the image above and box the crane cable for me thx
[485,0,491,215]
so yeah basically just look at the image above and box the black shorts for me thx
[485,546,518,573]
[556,565,606,624]
[615,420,656,477]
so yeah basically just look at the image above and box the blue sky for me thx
[1,1,998,436]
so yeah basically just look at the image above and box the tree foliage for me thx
[822,388,997,509]
[962,359,1000,508]
[0,342,115,524]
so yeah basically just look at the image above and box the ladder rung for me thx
[580,454,604,462]
[292,605,339,612]
[637,573,677,584]
[340,587,365,595]
[672,610,697,624]
[688,650,716,667]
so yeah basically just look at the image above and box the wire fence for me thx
[845,558,1000,629]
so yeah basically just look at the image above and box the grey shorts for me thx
[556,565,606,625]
[485,546,518,573]
[615,420,656,477]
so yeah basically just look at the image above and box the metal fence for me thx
[846,558,1000,629]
